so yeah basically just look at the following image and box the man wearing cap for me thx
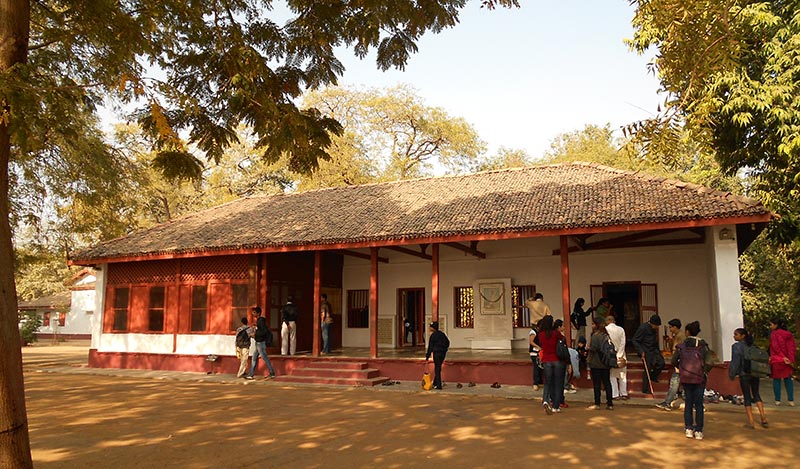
[632,314,665,394]
[425,321,450,390]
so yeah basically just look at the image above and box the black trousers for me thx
[433,352,446,388]
[590,367,613,406]
[642,351,665,393]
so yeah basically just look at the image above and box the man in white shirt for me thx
[605,315,628,400]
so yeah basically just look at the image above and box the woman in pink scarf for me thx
[769,318,796,406]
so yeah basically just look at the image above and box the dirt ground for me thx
[22,343,800,468]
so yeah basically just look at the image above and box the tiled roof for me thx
[18,291,71,310]
[71,162,772,263]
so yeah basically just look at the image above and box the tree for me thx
[627,0,800,243]
[301,85,486,181]
[541,123,744,193]
[476,146,533,172]
[1,1,519,465]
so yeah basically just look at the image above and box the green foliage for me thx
[740,236,800,340]
[628,0,800,243]
[476,147,533,172]
[18,312,43,345]
[13,244,73,301]
[301,85,486,182]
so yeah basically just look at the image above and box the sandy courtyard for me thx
[22,344,800,468]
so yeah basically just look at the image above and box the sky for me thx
[328,0,663,159]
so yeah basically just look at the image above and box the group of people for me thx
[235,306,277,380]
[233,293,337,379]
[544,294,798,441]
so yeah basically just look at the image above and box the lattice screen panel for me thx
[180,256,249,282]
[107,260,177,285]
[378,318,394,344]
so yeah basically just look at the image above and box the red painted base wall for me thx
[88,349,743,395]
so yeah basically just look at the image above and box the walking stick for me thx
[641,353,655,396]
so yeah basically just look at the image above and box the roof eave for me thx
[68,213,775,266]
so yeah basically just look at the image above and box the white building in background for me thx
[18,268,96,340]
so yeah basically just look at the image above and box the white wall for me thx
[91,266,108,349]
[707,225,743,361]
[37,273,96,336]
[339,236,719,350]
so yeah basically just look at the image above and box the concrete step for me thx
[307,361,369,370]
[291,367,383,379]
[273,375,390,386]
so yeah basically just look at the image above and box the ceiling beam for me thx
[338,249,389,263]
[384,245,432,260]
[444,242,486,259]
[553,236,705,255]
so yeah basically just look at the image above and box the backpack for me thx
[235,328,251,349]
[599,338,618,368]
[264,328,274,347]
[677,341,707,384]
[556,338,570,362]
[743,345,770,378]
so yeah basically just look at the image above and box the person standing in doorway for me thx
[769,318,796,406]
[248,306,276,379]
[605,315,628,401]
[280,296,299,356]
[234,317,253,379]
[526,293,552,325]
[594,297,613,321]
[632,314,664,394]
[320,294,333,354]
[425,321,450,390]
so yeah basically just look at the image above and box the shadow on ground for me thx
[25,371,800,469]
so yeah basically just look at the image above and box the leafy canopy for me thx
[627,0,800,243]
[301,85,486,182]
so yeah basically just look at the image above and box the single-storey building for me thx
[70,163,772,391]
[18,268,96,341]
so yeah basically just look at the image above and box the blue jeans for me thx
[773,377,795,402]
[683,382,704,432]
[661,370,680,406]
[321,322,332,353]
[249,341,275,377]
[543,361,565,410]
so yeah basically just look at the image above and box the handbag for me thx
[556,338,570,363]
[421,363,433,390]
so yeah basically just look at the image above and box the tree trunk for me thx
[0,0,33,467]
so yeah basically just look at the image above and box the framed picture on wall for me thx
[479,282,505,315]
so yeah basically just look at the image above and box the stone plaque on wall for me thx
[471,278,513,349]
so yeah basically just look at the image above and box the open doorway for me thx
[398,288,425,347]
[592,282,659,352]
[605,283,640,349]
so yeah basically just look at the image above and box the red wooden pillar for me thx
[560,235,572,346]
[370,247,379,358]
[431,243,439,323]
[313,251,321,357]
[260,254,268,319]
[173,260,181,353]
